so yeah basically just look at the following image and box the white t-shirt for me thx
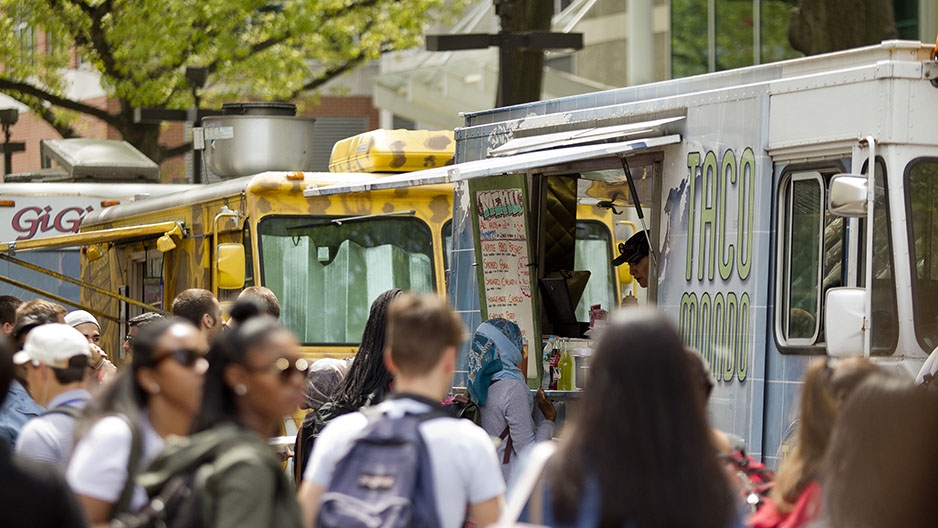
[305,396,506,528]
[66,414,164,512]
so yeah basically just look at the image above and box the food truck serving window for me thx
[258,215,434,345]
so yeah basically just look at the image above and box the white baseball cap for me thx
[65,310,100,330]
[13,323,92,368]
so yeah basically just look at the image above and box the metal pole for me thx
[497,32,513,107]
[627,0,654,85]
[862,136,875,358]
[2,123,11,177]
[0,274,118,322]
[0,253,170,315]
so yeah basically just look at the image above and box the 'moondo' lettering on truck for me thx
[680,147,755,382]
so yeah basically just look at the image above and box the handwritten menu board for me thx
[470,175,538,378]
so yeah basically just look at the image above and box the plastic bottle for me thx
[622,291,639,307]
[541,336,554,390]
[549,340,562,390]
[559,342,574,391]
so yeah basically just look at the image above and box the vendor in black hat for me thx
[613,230,651,288]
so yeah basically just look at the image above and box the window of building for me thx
[671,0,801,77]
[15,21,35,65]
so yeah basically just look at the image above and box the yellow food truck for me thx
[0,123,623,362]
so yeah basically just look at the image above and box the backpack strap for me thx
[498,425,513,464]
[42,404,82,420]
[110,413,143,520]
[293,426,306,485]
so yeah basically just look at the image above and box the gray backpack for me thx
[316,405,443,528]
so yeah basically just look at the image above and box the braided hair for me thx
[294,289,403,482]
[314,288,401,420]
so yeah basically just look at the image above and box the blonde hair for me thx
[771,357,882,512]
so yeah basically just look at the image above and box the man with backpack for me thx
[298,293,505,528]
[13,323,93,470]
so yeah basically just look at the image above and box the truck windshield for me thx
[258,215,434,345]
[906,158,938,351]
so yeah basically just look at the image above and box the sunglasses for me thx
[248,357,311,382]
[154,348,208,369]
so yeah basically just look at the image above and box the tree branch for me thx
[1,92,80,139]
[293,50,372,96]
[160,142,193,160]
[322,0,381,18]
[31,103,79,139]
[57,0,95,16]
[0,79,119,126]
[202,33,292,77]
[87,2,119,77]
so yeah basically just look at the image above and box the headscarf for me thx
[467,318,526,406]
[302,358,351,411]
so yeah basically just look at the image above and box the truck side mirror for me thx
[825,287,866,357]
[828,174,868,217]
[216,243,246,290]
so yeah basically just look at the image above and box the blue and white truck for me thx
[307,40,938,466]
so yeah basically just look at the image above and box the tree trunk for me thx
[790,0,898,56]
[115,103,166,164]
[495,0,553,106]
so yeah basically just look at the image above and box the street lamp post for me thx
[0,109,25,177]
[185,67,208,184]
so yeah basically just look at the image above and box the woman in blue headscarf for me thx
[468,318,555,483]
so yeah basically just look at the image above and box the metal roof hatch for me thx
[39,139,160,182]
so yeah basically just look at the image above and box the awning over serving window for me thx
[304,134,681,197]
[488,117,685,157]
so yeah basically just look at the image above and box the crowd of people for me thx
[0,285,936,527]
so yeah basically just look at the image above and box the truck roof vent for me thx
[38,139,160,183]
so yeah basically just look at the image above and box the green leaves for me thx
[0,0,458,161]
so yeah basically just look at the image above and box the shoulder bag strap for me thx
[293,429,305,484]
[494,441,556,527]
[110,414,143,520]
[499,425,513,464]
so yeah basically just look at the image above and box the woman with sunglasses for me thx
[66,318,208,525]
[139,298,306,527]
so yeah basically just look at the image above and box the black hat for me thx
[613,230,650,266]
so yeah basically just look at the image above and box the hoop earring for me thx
[234,384,248,396]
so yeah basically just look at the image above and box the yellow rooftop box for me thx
[329,129,455,173]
